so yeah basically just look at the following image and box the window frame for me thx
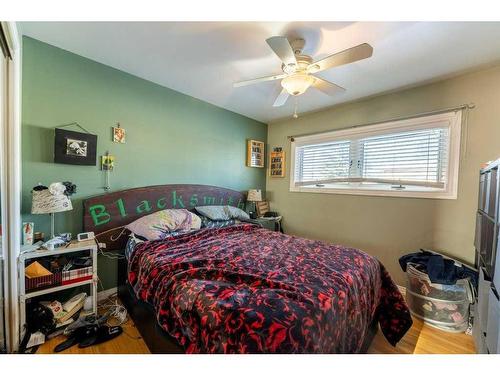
[289,111,462,199]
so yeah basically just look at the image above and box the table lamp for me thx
[247,189,262,219]
[32,183,73,239]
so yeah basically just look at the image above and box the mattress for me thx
[127,223,412,353]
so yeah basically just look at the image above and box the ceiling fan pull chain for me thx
[293,97,299,119]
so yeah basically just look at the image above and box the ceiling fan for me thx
[234,36,373,107]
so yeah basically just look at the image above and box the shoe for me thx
[54,325,96,352]
[78,325,123,348]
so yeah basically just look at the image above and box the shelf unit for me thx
[474,159,500,353]
[18,239,98,340]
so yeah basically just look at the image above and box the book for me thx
[56,300,84,324]
[56,293,87,324]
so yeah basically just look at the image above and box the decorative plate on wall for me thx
[54,128,97,166]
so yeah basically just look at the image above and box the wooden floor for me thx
[37,317,150,354]
[37,313,475,354]
[36,287,475,354]
[368,317,476,354]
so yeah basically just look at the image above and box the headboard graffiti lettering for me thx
[83,185,247,244]
[88,204,111,226]
[87,191,245,228]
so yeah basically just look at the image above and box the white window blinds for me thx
[290,111,462,198]
[360,127,449,188]
[295,141,350,185]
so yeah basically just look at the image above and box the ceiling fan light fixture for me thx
[307,64,321,73]
[281,73,315,96]
[283,63,297,75]
[233,36,373,109]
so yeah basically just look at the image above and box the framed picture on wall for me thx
[101,155,115,170]
[66,138,88,157]
[269,147,285,177]
[54,128,97,165]
[112,125,126,143]
[246,139,265,168]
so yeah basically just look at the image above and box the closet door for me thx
[0,24,9,353]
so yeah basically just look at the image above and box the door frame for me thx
[0,21,21,353]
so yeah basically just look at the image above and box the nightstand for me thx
[254,216,283,233]
[18,239,98,339]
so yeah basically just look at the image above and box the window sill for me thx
[289,184,457,200]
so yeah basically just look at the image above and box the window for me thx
[290,111,462,199]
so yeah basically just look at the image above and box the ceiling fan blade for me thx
[312,77,346,96]
[234,73,287,88]
[266,36,297,69]
[308,43,373,73]
[273,88,289,107]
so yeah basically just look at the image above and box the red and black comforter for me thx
[128,224,412,353]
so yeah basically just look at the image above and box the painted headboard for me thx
[83,184,246,250]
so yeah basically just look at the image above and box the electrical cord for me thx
[94,237,126,260]
[95,277,142,340]
[92,240,142,340]
[99,293,128,325]
[98,294,143,340]
[96,278,126,324]
[98,248,126,259]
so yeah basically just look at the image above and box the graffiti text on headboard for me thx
[83,184,246,234]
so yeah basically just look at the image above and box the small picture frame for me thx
[269,148,285,178]
[256,201,270,217]
[22,222,34,246]
[101,155,115,171]
[66,138,88,157]
[54,129,97,166]
[112,125,126,143]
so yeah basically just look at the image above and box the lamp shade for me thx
[247,189,262,202]
[31,189,73,214]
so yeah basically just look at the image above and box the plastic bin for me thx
[405,263,473,333]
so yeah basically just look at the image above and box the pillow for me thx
[125,209,195,240]
[225,206,250,221]
[195,205,231,221]
[195,205,250,221]
[190,211,202,230]
[125,234,144,260]
[200,216,237,229]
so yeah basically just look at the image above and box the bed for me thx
[83,184,412,353]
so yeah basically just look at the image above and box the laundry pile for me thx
[399,250,477,333]
[399,250,478,288]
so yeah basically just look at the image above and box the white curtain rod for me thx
[287,103,475,141]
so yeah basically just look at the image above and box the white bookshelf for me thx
[18,240,98,340]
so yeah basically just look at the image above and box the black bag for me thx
[27,302,56,335]
[19,302,56,353]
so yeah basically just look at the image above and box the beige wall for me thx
[267,65,500,285]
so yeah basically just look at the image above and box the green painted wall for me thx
[21,37,267,289]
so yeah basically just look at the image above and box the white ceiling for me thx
[20,22,500,123]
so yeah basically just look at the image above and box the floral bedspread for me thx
[128,224,412,353]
